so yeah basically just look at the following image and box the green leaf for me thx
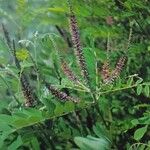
[41,98,55,115]
[7,136,23,150]
[83,47,96,89]
[11,109,44,128]
[134,125,148,141]
[0,122,12,132]
[0,123,14,148]
[22,108,43,118]
[93,123,110,143]
[64,101,75,112]
[12,118,29,128]
[127,77,134,86]
[27,116,42,124]
[0,114,13,125]
[148,46,150,51]
[136,85,143,95]
[74,136,110,150]
[31,137,40,150]
[135,78,143,85]
[131,119,139,126]
[54,104,64,115]
[144,85,150,97]
[47,7,66,13]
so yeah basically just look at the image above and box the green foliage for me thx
[0,0,150,149]
[74,136,110,150]
[134,125,148,141]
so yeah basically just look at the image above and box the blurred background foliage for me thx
[0,0,150,149]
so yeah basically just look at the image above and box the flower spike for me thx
[101,57,126,84]
[46,83,79,103]
[68,0,89,85]
[61,60,80,84]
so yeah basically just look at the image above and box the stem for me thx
[55,84,88,93]
[77,82,91,92]
[99,82,150,96]
[33,39,40,98]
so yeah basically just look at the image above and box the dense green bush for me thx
[0,0,150,149]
